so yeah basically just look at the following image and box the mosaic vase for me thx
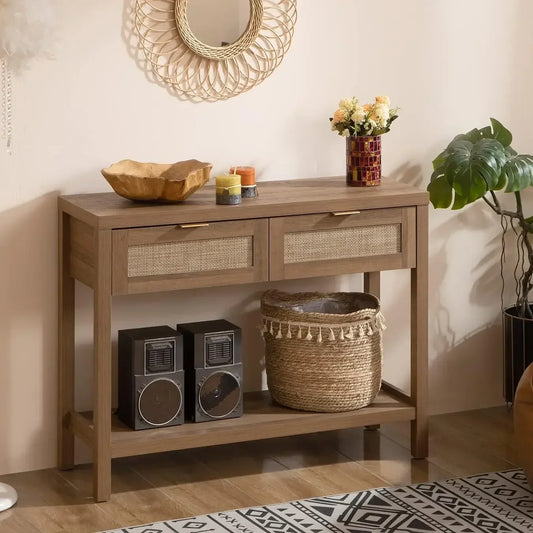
[346,135,381,187]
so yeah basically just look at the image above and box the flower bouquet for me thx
[329,96,399,186]
[329,96,399,137]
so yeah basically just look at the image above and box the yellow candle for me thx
[215,174,241,204]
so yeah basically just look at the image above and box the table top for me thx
[59,176,429,229]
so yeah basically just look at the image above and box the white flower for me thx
[341,129,350,137]
[364,119,377,134]
[339,97,356,112]
[371,103,390,128]
[351,106,366,124]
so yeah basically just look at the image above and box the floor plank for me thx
[0,407,520,533]
[380,407,517,477]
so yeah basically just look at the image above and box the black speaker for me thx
[117,325,184,430]
[177,319,243,423]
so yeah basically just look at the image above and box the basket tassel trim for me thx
[260,311,386,342]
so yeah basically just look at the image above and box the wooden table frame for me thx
[58,176,428,501]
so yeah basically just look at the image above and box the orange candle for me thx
[229,166,255,186]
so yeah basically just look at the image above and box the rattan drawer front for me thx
[128,236,253,277]
[284,224,400,264]
[270,207,415,280]
[113,219,268,294]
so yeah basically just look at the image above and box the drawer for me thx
[112,219,269,294]
[269,207,415,280]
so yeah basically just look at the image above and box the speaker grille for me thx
[198,371,240,418]
[138,378,182,426]
[145,339,175,374]
[205,333,233,366]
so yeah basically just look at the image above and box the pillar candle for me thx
[229,166,256,198]
[229,166,255,186]
[216,174,241,205]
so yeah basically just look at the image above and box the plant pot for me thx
[503,305,533,402]
[346,135,381,187]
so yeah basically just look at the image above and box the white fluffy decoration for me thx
[0,0,55,69]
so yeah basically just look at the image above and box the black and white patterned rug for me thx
[102,469,533,532]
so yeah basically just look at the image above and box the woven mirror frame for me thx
[134,0,297,101]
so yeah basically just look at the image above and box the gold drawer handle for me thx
[178,223,210,229]
[331,210,361,216]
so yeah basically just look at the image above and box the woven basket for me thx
[261,290,384,412]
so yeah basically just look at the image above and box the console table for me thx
[58,176,429,502]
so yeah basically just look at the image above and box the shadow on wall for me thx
[430,323,503,414]
[394,164,505,412]
[121,0,196,102]
[0,193,59,474]
[391,162,424,189]
[121,0,157,89]
[428,199,504,412]
[428,240,504,411]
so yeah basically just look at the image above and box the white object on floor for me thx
[0,482,17,511]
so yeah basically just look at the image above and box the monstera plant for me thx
[428,118,533,316]
[427,118,533,400]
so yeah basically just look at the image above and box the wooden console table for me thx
[58,176,429,502]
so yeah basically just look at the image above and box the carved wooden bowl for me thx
[101,159,212,202]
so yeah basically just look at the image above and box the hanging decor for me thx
[0,0,55,153]
[134,0,297,102]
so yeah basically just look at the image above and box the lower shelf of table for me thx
[70,389,415,459]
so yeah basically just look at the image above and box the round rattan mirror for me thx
[134,0,297,101]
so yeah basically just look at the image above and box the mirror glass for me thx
[186,0,251,47]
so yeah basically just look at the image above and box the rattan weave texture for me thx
[261,291,383,412]
[284,224,400,264]
[128,236,252,277]
[134,0,297,101]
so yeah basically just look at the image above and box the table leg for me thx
[364,272,380,299]
[364,272,381,430]
[411,205,429,458]
[93,230,113,502]
[58,212,75,470]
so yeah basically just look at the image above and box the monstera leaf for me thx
[502,155,533,192]
[428,119,533,210]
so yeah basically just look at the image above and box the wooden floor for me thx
[0,406,518,533]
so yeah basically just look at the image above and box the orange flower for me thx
[362,103,372,112]
[375,95,390,106]
[332,108,346,124]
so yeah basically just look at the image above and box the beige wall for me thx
[1,0,532,475]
